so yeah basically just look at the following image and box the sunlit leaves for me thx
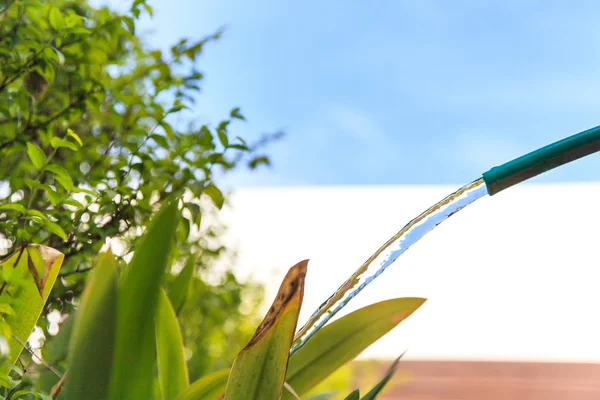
[50,137,79,152]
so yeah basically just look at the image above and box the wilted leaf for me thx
[156,289,189,400]
[63,252,118,400]
[224,260,308,400]
[283,298,425,398]
[1,246,64,363]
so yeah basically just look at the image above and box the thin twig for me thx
[50,371,67,399]
[58,265,93,278]
[11,334,62,378]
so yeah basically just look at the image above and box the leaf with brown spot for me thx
[224,260,308,400]
[0,245,64,363]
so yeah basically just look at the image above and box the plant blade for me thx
[167,256,194,314]
[283,297,425,398]
[344,389,360,400]
[63,252,118,400]
[361,354,403,400]
[174,369,229,400]
[156,288,189,400]
[109,200,180,400]
[224,260,308,400]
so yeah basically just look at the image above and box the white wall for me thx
[221,183,600,362]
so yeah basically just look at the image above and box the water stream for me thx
[290,178,489,355]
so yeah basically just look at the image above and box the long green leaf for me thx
[224,260,308,400]
[361,355,403,400]
[109,200,180,400]
[156,288,189,400]
[63,252,118,400]
[174,369,229,400]
[344,389,360,400]
[1,245,64,363]
[167,257,194,314]
[283,297,425,398]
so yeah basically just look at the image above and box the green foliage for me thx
[0,200,424,399]
[0,0,275,384]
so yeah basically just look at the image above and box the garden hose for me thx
[482,124,600,195]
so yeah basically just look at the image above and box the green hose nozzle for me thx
[483,125,600,195]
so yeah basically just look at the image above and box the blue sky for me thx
[131,0,600,187]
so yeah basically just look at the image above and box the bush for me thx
[0,0,276,384]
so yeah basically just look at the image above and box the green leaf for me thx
[109,201,180,400]
[0,304,15,316]
[64,199,85,209]
[156,289,189,400]
[160,121,175,141]
[26,142,47,170]
[143,3,153,17]
[46,191,63,206]
[203,184,224,210]
[174,369,229,400]
[217,129,228,147]
[48,6,65,30]
[248,156,270,170]
[361,355,403,400]
[122,16,135,34]
[67,129,83,146]
[0,204,27,214]
[44,164,70,180]
[63,252,118,400]
[230,107,245,120]
[50,137,78,152]
[45,165,74,191]
[283,298,425,398]
[224,260,308,400]
[167,257,194,314]
[44,220,67,241]
[73,187,98,197]
[344,390,360,400]
[1,246,64,363]
[152,134,169,149]
[27,209,48,221]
